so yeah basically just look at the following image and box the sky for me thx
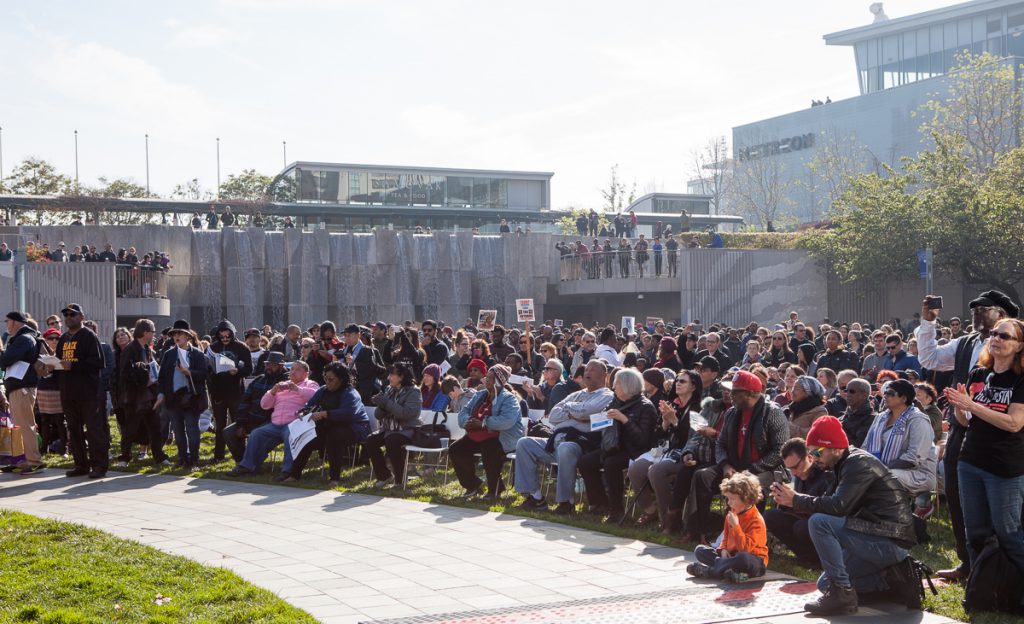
[0,0,949,208]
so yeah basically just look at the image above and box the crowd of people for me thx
[191,205,294,231]
[1,240,174,271]
[1,291,1023,617]
[556,230,724,280]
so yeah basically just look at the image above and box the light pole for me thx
[216,137,221,198]
[145,133,150,197]
[282,140,287,167]
[0,125,4,193]
[74,129,79,192]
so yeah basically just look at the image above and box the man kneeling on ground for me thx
[771,416,920,615]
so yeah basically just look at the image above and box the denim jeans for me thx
[514,436,583,503]
[165,407,201,466]
[958,460,1024,575]
[694,544,766,579]
[807,513,908,593]
[239,422,293,473]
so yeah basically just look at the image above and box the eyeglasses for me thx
[839,385,847,392]
[990,330,1019,342]
[542,366,559,372]
[675,378,691,384]
[886,345,899,351]
[808,447,826,458]
[883,389,898,398]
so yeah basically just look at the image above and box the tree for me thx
[918,51,1024,173]
[599,164,635,215]
[3,158,73,196]
[689,136,732,215]
[219,169,273,201]
[557,207,610,236]
[802,128,876,220]
[731,146,793,230]
[90,176,149,199]
[170,178,212,201]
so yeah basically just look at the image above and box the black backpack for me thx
[963,540,1024,615]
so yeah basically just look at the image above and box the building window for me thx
[447,176,472,207]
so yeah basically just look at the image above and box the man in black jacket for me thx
[115,319,168,467]
[52,303,108,478]
[222,352,286,463]
[694,332,732,374]
[816,330,861,374]
[0,311,43,474]
[420,319,449,366]
[764,437,831,566]
[208,320,254,461]
[688,371,788,538]
[772,416,918,615]
[839,379,875,447]
[341,324,384,403]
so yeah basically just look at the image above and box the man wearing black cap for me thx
[917,289,1019,582]
[0,311,43,474]
[223,351,287,463]
[342,323,385,403]
[51,303,108,478]
[243,328,266,377]
[697,355,723,400]
[420,320,449,366]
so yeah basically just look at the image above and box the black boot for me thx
[805,581,858,616]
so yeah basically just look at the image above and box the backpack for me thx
[963,540,1024,615]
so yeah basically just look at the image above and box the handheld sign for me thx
[516,299,535,323]
[590,411,614,431]
[621,316,635,336]
[477,310,497,331]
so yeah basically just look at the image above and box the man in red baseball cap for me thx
[771,416,920,616]
[686,370,789,542]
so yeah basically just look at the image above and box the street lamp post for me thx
[0,125,4,193]
[283,140,287,167]
[145,133,150,197]
[74,129,79,193]
[216,137,221,198]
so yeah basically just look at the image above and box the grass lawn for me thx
[29,418,1024,624]
[0,510,316,624]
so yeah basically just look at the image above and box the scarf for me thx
[863,406,914,466]
[788,395,823,417]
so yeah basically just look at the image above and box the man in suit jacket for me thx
[342,324,385,403]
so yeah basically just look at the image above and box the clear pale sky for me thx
[0,0,947,208]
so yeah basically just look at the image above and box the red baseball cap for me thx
[806,415,849,449]
[724,370,763,394]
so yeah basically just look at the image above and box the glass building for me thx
[271,162,552,231]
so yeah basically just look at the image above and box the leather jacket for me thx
[791,447,915,547]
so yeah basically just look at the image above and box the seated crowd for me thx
[2,290,1023,616]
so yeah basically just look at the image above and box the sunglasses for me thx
[61,312,78,318]
[883,389,898,398]
[839,385,847,392]
[808,447,826,458]
[990,330,1019,342]
[542,366,559,372]
[886,345,899,351]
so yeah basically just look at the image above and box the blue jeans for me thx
[958,460,1024,575]
[694,545,766,579]
[165,407,201,466]
[239,422,292,473]
[514,436,583,503]
[808,513,908,593]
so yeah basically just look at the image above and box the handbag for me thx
[411,411,448,449]
[0,411,26,467]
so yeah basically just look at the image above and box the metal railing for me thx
[116,265,168,298]
[558,252,679,281]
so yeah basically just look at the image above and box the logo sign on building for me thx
[516,299,535,323]
[736,133,816,161]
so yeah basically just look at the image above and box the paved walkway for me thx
[0,472,957,624]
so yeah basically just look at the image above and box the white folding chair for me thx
[402,410,462,490]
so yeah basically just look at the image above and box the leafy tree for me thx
[599,164,635,214]
[918,51,1023,173]
[3,158,73,196]
[170,178,213,201]
[89,176,149,199]
[802,128,877,221]
[218,169,273,201]
[557,207,610,237]
[268,173,297,202]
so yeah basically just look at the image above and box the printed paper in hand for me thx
[39,355,63,370]
[590,411,613,431]
[287,415,317,458]
[508,374,529,386]
[4,361,29,380]
[439,360,452,376]
[215,354,237,374]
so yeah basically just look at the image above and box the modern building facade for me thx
[625,192,743,234]
[732,0,1024,223]
[273,162,553,231]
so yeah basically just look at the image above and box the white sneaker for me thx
[156,459,173,467]
[137,452,149,460]
[373,475,395,488]
[114,461,129,469]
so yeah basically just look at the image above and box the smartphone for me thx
[926,295,943,310]
[773,469,791,485]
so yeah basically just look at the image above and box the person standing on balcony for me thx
[206,205,219,230]
[634,234,649,278]
[666,234,680,278]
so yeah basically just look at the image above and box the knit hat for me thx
[697,355,720,373]
[422,363,442,382]
[5,311,27,323]
[467,358,488,375]
[642,368,665,389]
[490,364,511,387]
[806,415,849,449]
[658,336,677,356]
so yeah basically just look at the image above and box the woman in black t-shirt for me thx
[944,317,1024,578]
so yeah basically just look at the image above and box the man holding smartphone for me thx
[764,438,831,566]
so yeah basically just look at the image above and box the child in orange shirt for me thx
[686,472,769,583]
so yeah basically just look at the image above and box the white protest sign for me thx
[516,299,535,323]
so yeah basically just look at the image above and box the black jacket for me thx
[118,340,155,410]
[715,395,788,475]
[422,339,449,366]
[816,349,861,374]
[157,346,209,412]
[600,394,658,460]
[0,325,40,391]
[840,402,876,448]
[695,348,732,374]
[54,327,105,402]
[208,320,253,402]
[792,447,916,547]
[345,343,385,403]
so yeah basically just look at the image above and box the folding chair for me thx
[401,410,464,490]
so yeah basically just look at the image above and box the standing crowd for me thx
[1,292,1023,616]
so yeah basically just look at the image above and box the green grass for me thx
[0,510,317,624]
[37,419,1024,624]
